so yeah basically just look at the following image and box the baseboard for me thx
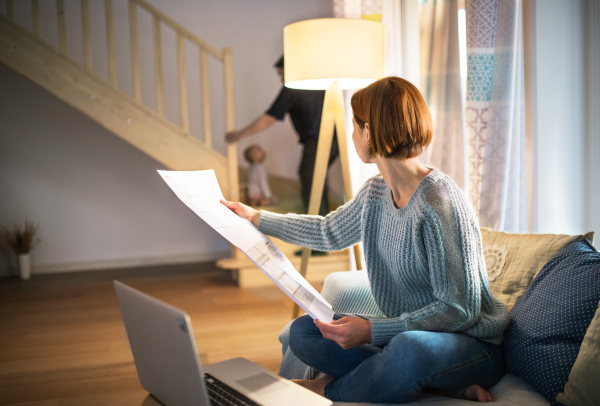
[0,250,232,276]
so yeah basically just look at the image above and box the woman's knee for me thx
[383,331,441,378]
[289,315,320,356]
[386,331,502,391]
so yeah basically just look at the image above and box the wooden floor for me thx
[0,263,316,405]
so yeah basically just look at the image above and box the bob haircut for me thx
[351,77,433,160]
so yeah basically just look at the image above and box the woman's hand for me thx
[314,316,372,349]
[220,199,261,227]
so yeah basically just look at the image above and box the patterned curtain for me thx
[419,0,465,190]
[465,0,527,232]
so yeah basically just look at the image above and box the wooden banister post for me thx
[32,0,41,38]
[153,16,165,117]
[81,0,93,71]
[129,0,141,102]
[223,46,238,202]
[177,34,189,133]
[201,49,212,148]
[57,0,67,56]
[105,0,117,87]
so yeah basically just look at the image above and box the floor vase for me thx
[18,253,31,280]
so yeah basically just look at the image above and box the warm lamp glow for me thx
[283,18,385,90]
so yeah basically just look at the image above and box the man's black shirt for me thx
[266,86,329,144]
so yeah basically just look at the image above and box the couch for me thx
[278,228,600,406]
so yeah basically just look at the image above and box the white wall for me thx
[0,0,333,276]
[532,0,599,240]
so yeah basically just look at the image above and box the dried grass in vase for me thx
[1,220,38,255]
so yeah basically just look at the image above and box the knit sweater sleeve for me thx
[257,181,370,251]
[370,182,485,346]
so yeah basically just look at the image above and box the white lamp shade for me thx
[284,18,385,90]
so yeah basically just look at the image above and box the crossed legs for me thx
[289,314,504,403]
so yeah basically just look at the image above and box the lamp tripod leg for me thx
[291,82,362,320]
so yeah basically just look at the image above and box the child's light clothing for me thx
[247,163,273,200]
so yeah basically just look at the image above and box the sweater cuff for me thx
[257,210,287,238]
[370,318,405,347]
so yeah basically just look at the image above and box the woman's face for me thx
[352,116,371,163]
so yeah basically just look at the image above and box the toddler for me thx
[244,144,277,207]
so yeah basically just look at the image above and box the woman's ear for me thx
[364,123,371,145]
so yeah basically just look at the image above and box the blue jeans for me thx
[289,314,504,403]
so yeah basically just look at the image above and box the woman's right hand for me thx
[225,131,241,143]
[220,199,261,227]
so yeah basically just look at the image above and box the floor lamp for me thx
[284,18,385,319]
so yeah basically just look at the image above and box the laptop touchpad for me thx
[236,373,288,394]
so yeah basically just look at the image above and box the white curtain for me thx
[333,0,526,232]
[465,0,527,232]
[419,0,466,190]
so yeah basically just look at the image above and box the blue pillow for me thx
[503,239,600,406]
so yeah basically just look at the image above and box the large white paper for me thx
[158,169,334,322]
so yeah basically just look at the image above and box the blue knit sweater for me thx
[258,169,509,345]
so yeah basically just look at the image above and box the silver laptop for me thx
[114,280,332,406]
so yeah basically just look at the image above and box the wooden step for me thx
[217,237,351,288]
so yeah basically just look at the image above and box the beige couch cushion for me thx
[480,228,595,311]
[556,299,600,406]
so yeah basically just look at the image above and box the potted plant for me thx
[1,221,38,280]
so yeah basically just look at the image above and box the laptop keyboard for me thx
[204,373,262,406]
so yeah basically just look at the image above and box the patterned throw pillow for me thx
[503,239,600,406]
[480,227,595,311]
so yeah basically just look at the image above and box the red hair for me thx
[351,77,433,159]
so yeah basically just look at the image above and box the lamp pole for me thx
[283,18,384,319]
[292,81,362,319]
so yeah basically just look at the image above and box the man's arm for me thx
[225,114,276,143]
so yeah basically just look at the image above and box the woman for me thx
[222,77,509,403]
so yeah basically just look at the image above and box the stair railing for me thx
[2,0,239,201]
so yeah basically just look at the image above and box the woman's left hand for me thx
[220,199,260,227]
[314,316,372,349]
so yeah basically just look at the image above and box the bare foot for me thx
[435,384,494,402]
[291,374,336,397]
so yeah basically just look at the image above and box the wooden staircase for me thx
[0,0,349,288]
[0,0,238,199]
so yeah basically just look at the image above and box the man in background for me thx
[225,56,339,218]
